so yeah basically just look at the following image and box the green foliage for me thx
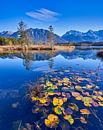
[0,21,33,46]
[48,25,55,46]
[0,36,19,45]
[18,20,32,46]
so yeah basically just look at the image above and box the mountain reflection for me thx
[0,48,101,61]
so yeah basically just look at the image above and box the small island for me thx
[0,21,75,53]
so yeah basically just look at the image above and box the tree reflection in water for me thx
[48,51,55,70]
[21,50,56,71]
[22,50,34,71]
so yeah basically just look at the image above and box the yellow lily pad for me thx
[98,102,103,106]
[84,102,92,107]
[86,85,92,89]
[53,97,64,106]
[82,97,93,107]
[80,109,90,115]
[54,106,63,115]
[39,98,47,104]
[46,81,53,87]
[63,77,70,82]
[69,103,79,111]
[72,92,80,97]
[75,95,83,101]
[45,114,59,128]
[75,85,82,90]
[64,115,74,125]
[97,96,103,101]
[31,97,38,102]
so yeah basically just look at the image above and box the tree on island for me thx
[18,20,32,47]
[47,25,55,48]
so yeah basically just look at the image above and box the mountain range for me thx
[62,30,103,43]
[0,28,67,44]
[0,28,103,43]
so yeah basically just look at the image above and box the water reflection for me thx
[22,51,34,70]
[0,48,101,62]
[21,50,56,71]
[0,47,103,130]
[48,51,55,70]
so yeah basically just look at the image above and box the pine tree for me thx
[48,25,55,47]
[18,20,30,46]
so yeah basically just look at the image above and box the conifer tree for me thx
[18,20,30,46]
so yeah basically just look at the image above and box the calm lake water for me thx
[0,47,103,130]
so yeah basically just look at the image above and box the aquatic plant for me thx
[29,69,103,129]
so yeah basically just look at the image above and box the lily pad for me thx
[45,114,59,128]
[80,109,90,115]
[64,115,74,125]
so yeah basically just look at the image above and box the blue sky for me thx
[0,0,103,35]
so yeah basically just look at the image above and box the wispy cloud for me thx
[26,8,60,22]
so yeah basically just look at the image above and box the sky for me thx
[0,0,103,35]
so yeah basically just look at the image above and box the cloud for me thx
[26,8,60,21]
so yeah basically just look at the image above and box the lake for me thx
[0,47,103,130]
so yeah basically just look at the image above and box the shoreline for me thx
[0,45,75,53]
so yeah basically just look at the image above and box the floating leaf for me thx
[82,92,90,96]
[64,115,74,125]
[66,93,71,99]
[63,78,70,82]
[64,108,73,115]
[48,92,61,96]
[80,117,87,124]
[75,85,82,90]
[54,106,63,115]
[84,102,92,107]
[98,91,103,95]
[49,85,58,90]
[53,97,64,106]
[62,87,70,92]
[98,102,103,106]
[30,69,103,129]
[77,77,84,82]
[82,97,93,107]
[39,98,47,104]
[62,97,68,102]
[58,80,63,84]
[62,92,66,97]
[86,85,92,89]
[92,95,97,100]
[97,96,103,101]
[75,95,83,101]
[32,107,40,113]
[45,114,59,128]
[46,81,53,87]
[72,92,80,97]
[51,78,57,82]
[64,83,69,86]
[31,97,38,102]
[69,103,79,111]
[80,109,90,115]
[92,101,99,107]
